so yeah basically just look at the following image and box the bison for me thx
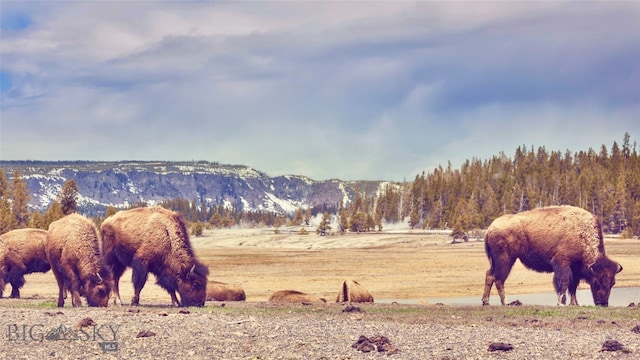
[336,279,374,303]
[269,290,327,304]
[46,214,113,307]
[0,228,51,298]
[100,206,208,307]
[482,206,622,307]
[206,280,246,301]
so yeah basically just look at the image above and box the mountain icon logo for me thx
[45,324,79,341]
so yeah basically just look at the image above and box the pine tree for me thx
[0,169,15,234]
[11,171,30,228]
[316,212,331,236]
[338,206,348,233]
[59,179,79,215]
[27,211,46,229]
[44,200,64,229]
[291,208,304,226]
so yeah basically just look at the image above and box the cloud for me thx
[1,1,638,181]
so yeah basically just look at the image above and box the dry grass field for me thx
[13,227,640,306]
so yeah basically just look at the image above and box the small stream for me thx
[378,287,640,307]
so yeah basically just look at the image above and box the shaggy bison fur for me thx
[0,228,51,298]
[268,290,326,303]
[206,280,246,301]
[336,279,374,303]
[100,207,208,307]
[46,214,113,307]
[482,206,622,307]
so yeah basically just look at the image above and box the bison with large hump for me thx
[0,228,51,298]
[482,205,622,307]
[100,206,208,307]
[46,214,113,307]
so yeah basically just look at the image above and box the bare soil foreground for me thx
[2,228,640,359]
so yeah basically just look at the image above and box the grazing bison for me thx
[0,228,51,298]
[269,290,326,303]
[336,279,374,303]
[206,280,246,301]
[46,214,113,307]
[100,206,208,307]
[482,206,622,307]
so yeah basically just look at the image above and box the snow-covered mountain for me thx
[0,161,392,216]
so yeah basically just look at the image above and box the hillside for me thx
[0,160,393,216]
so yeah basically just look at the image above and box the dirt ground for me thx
[12,227,640,306]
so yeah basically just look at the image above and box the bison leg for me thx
[110,262,126,306]
[51,269,66,308]
[483,253,515,306]
[169,290,181,307]
[568,275,580,306]
[130,260,148,306]
[9,284,21,299]
[482,269,495,306]
[6,266,26,299]
[551,260,573,306]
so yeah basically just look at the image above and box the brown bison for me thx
[0,228,51,298]
[336,279,374,303]
[482,206,622,307]
[46,214,113,307]
[100,207,208,307]
[206,280,246,301]
[269,290,327,303]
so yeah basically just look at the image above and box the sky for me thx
[1,1,638,181]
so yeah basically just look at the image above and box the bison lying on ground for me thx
[0,228,51,298]
[46,214,113,307]
[336,279,374,303]
[101,206,208,307]
[269,290,326,303]
[206,280,246,301]
[482,206,622,307]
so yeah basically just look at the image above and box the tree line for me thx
[1,133,638,238]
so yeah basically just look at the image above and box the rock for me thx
[76,317,96,329]
[136,330,156,338]
[601,340,625,352]
[488,342,514,352]
[353,334,400,355]
[632,325,640,334]
[507,300,522,306]
[343,305,361,313]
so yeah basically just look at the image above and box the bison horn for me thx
[588,263,596,274]
[96,272,103,284]
[617,264,623,273]
[189,265,196,278]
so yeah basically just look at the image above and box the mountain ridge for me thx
[0,160,393,216]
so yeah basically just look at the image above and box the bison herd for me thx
[0,206,375,307]
[0,205,625,308]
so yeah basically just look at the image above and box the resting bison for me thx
[336,279,374,303]
[46,214,113,307]
[482,206,622,307]
[100,207,208,307]
[269,290,326,303]
[206,280,246,301]
[0,228,51,298]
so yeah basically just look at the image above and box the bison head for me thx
[83,271,113,307]
[176,262,208,307]
[586,257,623,307]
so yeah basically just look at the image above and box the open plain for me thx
[2,227,640,359]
